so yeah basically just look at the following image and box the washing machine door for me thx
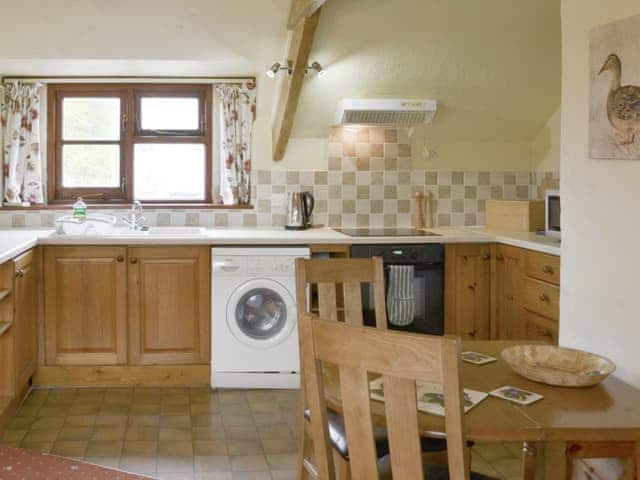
[226,279,297,349]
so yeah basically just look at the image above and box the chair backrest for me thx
[300,313,469,480]
[295,257,387,328]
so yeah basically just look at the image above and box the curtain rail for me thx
[1,76,255,85]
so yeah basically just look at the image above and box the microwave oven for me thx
[545,190,561,239]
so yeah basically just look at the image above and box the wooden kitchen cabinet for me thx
[0,261,15,397]
[492,248,559,343]
[446,243,560,343]
[444,244,491,340]
[128,247,210,365]
[13,250,38,392]
[521,250,560,344]
[490,244,524,340]
[43,245,210,370]
[44,246,128,365]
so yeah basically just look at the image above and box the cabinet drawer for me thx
[525,311,558,344]
[523,278,559,319]
[525,251,560,285]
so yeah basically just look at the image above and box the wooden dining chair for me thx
[299,313,496,480]
[295,257,449,480]
[295,257,388,480]
[295,256,388,328]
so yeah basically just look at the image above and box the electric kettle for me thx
[285,191,314,230]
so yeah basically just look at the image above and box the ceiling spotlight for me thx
[266,62,291,78]
[306,61,325,77]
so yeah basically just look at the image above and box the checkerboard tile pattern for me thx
[1,388,300,480]
[0,387,526,479]
[0,126,558,230]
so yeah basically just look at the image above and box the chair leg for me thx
[631,441,640,480]
[522,442,538,480]
[298,429,313,480]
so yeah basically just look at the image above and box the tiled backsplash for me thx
[0,127,558,229]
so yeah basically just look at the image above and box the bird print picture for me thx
[590,14,640,160]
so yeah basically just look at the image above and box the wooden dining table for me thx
[321,341,640,479]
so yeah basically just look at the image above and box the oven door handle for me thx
[383,261,442,270]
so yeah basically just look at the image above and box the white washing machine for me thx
[211,247,310,389]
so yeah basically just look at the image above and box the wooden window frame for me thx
[47,83,212,205]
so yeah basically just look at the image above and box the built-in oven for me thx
[350,244,444,336]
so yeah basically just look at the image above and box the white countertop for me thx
[0,226,561,264]
[0,229,54,264]
[476,228,562,255]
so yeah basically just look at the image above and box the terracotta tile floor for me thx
[0,387,522,479]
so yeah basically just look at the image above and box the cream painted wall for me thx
[410,137,533,172]
[0,0,560,173]
[254,78,327,171]
[293,0,561,172]
[531,106,561,172]
[560,0,640,387]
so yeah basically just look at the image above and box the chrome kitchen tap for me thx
[123,201,148,231]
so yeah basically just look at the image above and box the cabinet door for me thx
[445,244,491,340]
[491,244,524,340]
[13,250,38,391]
[44,247,127,365]
[128,247,210,365]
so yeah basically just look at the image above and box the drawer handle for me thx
[482,253,491,261]
[538,293,550,303]
[15,269,24,278]
[496,254,504,261]
[116,256,124,263]
[506,294,514,301]
[130,258,138,264]
[542,265,554,275]
[468,283,476,291]
[468,330,476,338]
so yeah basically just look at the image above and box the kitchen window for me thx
[47,83,212,204]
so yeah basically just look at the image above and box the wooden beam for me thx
[287,0,327,30]
[272,9,321,161]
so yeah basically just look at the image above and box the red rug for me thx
[0,446,152,479]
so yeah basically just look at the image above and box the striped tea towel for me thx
[386,265,415,326]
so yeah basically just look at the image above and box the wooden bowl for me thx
[501,345,616,387]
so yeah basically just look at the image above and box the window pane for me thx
[62,145,120,187]
[63,98,120,141]
[134,143,205,200]
[140,97,200,131]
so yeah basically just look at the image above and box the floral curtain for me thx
[1,82,43,205]
[216,81,256,205]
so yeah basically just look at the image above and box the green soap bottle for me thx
[72,197,87,220]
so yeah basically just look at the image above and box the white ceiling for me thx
[0,0,290,76]
[0,0,561,142]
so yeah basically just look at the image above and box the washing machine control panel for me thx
[212,257,247,275]
[213,256,298,277]
[247,257,296,276]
